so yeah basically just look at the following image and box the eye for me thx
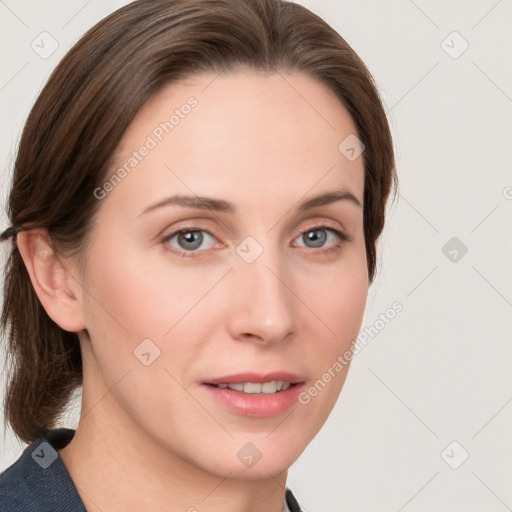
[162,229,218,257]
[161,224,350,258]
[293,226,350,253]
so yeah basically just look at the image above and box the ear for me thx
[16,229,86,332]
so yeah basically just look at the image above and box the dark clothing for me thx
[0,428,302,511]
[0,429,86,511]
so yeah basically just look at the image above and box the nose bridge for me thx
[230,233,296,342]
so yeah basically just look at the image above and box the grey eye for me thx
[302,229,327,248]
[295,227,341,249]
[166,230,216,251]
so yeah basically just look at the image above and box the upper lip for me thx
[204,372,305,385]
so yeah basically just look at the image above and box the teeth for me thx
[261,381,277,393]
[215,380,292,394]
[243,382,264,394]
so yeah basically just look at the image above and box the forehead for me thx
[131,69,360,147]
[105,69,364,214]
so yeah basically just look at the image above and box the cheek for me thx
[333,269,368,338]
[83,241,195,337]
[79,243,203,420]
[297,264,367,422]
[309,271,367,383]
[294,245,367,415]
[301,246,368,348]
[80,240,226,390]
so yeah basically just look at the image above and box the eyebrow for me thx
[139,189,362,217]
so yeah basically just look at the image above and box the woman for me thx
[0,0,396,510]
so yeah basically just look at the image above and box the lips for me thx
[202,372,306,417]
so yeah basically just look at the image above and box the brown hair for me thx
[1,0,397,444]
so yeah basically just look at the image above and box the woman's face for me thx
[74,70,368,478]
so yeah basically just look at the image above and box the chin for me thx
[193,439,302,481]
[212,458,292,481]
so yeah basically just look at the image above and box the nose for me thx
[226,240,297,346]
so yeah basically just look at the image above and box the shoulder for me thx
[0,428,86,512]
[0,436,42,511]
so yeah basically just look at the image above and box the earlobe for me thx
[16,229,86,333]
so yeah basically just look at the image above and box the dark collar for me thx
[0,428,86,511]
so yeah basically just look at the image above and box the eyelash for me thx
[161,224,351,258]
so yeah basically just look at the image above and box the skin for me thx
[18,70,368,512]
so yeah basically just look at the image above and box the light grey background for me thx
[1,1,511,511]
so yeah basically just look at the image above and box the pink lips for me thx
[202,371,306,417]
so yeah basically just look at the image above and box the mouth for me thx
[205,380,296,393]
[202,372,305,417]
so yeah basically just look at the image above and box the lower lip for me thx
[201,383,305,417]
